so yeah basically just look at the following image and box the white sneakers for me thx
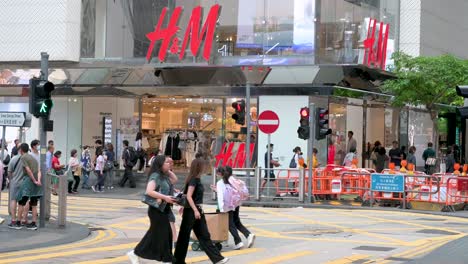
[216,258,229,264]
[233,242,244,250]
[247,234,256,248]
[0,217,5,225]
[127,250,140,264]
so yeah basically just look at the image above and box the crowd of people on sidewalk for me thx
[127,154,255,264]
[0,131,149,229]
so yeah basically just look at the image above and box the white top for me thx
[216,180,228,213]
[135,139,142,151]
[95,155,105,171]
[68,157,80,172]
[216,179,238,213]
[294,153,300,168]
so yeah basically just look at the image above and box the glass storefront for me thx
[80,0,399,66]
[141,97,257,169]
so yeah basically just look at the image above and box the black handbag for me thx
[174,192,191,208]
[142,178,171,212]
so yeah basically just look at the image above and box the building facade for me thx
[0,0,460,170]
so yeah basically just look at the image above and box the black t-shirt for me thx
[186,178,204,205]
[389,148,402,166]
[264,152,273,169]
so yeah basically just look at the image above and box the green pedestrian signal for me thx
[29,79,55,118]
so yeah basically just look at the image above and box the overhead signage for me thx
[146,4,221,63]
[0,112,26,127]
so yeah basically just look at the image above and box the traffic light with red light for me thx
[232,99,246,125]
[315,107,332,140]
[297,107,310,140]
[29,78,55,118]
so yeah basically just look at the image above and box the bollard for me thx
[44,173,52,220]
[58,174,67,228]
[298,168,305,203]
[255,167,261,201]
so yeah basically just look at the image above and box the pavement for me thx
[0,170,468,263]
[0,220,89,253]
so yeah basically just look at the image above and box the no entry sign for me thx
[258,110,280,134]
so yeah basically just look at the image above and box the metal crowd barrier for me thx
[211,167,305,203]
[46,171,68,227]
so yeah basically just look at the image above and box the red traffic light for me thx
[318,109,329,118]
[300,107,309,118]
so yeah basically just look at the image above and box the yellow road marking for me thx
[0,241,136,263]
[188,248,263,263]
[250,226,400,246]
[326,254,370,264]
[330,211,465,246]
[0,229,115,258]
[247,208,411,246]
[251,250,314,264]
[375,238,453,264]
[73,255,128,264]
[73,248,263,264]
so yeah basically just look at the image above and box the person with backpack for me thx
[212,166,255,250]
[120,140,137,188]
[81,146,92,189]
[92,148,106,193]
[135,132,146,173]
[104,143,116,190]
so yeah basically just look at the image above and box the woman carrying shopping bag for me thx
[213,166,255,250]
[174,158,229,264]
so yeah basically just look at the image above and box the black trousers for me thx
[138,156,145,171]
[174,207,224,264]
[229,206,251,245]
[119,166,135,187]
[68,174,80,193]
[95,171,105,191]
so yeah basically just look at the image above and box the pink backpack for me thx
[229,176,249,201]
[224,184,241,210]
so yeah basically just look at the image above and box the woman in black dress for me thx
[174,158,229,264]
[127,155,176,264]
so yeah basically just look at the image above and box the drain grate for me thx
[416,218,446,222]
[445,222,468,226]
[416,229,458,235]
[386,257,412,261]
[353,246,395,252]
[89,227,106,231]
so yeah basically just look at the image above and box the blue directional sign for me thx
[371,174,405,193]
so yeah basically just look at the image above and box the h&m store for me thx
[0,0,451,170]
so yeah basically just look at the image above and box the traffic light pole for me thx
[39,52,49,228]
[307,103,316,203]
[245,83,251,187]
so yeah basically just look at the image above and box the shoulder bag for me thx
[289,154,297,168]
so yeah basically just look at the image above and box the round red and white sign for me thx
[258,110,280,134]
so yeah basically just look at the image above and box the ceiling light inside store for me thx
[73,98,77,102]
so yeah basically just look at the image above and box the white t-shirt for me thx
[95,155,105,171]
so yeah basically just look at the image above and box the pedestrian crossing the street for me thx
[1,193,468,263]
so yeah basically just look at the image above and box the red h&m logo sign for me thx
[146,5,221,63]
[215,142,255,168]
[363,18,389,70]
